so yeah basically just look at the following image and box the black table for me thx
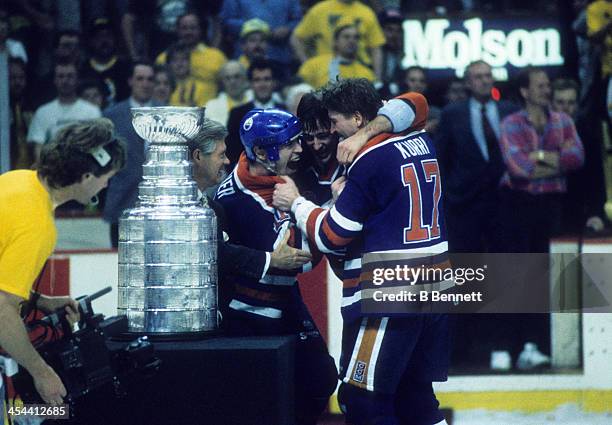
[69,335,295,425]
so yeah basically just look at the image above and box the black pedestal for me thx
[69,336,295,425]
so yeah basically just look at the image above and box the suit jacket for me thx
[225,101,285,168]
[103,99,161,224]
[208,196,267,313]
[435,99,518,206]
[207,196,267,280]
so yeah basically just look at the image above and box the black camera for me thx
[12,287,160,407]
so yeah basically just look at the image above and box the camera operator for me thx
[0,119,126,408]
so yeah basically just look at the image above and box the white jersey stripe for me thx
[259,275,296,286]
[344,258,362,271]
[369,241,448,255]
[366,317,388,391]
[341,290,362,307]
[229,299,283,318]
[330,206,363,232]
[343,317,368,386]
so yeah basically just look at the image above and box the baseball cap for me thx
[240,18,270,39]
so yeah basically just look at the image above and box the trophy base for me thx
[112,329,221,342]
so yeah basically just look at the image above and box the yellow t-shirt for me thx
[0,170,56,300]
[170,77,209,107]
[293,0,385,66]
[298,54,376,88]
[157,43,227,104]
[587,0,612,77]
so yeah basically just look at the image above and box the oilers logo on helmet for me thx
[243,117,254,131]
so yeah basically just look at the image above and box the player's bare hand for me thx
[33,364,67,405]
[273,176,300,211]
[270,231,312,270]
[337,131,368,165]
[331,176,347,203]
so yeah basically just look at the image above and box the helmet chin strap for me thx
[255,156,279,175]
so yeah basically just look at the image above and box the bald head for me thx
[219,60,248,99]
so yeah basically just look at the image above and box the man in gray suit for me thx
[103,62,157,247]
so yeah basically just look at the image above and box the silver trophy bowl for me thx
[131,106,205,143]
[117,106,218,339]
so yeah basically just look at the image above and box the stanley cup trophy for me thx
[117,106,218,339]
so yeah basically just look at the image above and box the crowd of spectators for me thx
[0,0,610,245]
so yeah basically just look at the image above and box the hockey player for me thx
[293,91,411,206]
[187,118,315,318]
[214,109,337,425]
[293,92,344,207]
[273,79,450,425]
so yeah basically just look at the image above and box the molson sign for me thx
[402,17,564,80]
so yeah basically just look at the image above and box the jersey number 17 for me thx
[401,159,441,244]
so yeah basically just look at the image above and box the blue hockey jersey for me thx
[215,153,318,320]
[295,158,344,208]
[293,129,450,322]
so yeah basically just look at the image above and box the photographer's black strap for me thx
[20,260,48,320]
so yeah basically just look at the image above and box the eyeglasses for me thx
[301,132,332,142]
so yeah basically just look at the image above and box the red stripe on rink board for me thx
[297,258,329,342]
[37,255,71,296]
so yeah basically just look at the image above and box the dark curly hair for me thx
[37,118,126,189]
[296,91,330,133]
[320,78,382,122]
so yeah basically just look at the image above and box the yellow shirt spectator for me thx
[157,43,227,104]
[293,0,385,67]
[170,77,209,107]
[587,0,612,77]
[298,54,376,88]
[0,170,56,299]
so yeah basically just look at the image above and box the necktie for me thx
[481,105,501,164]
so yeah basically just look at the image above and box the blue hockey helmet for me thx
[239,109,302,162]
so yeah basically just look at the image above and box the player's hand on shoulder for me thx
[337,132,368,165]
